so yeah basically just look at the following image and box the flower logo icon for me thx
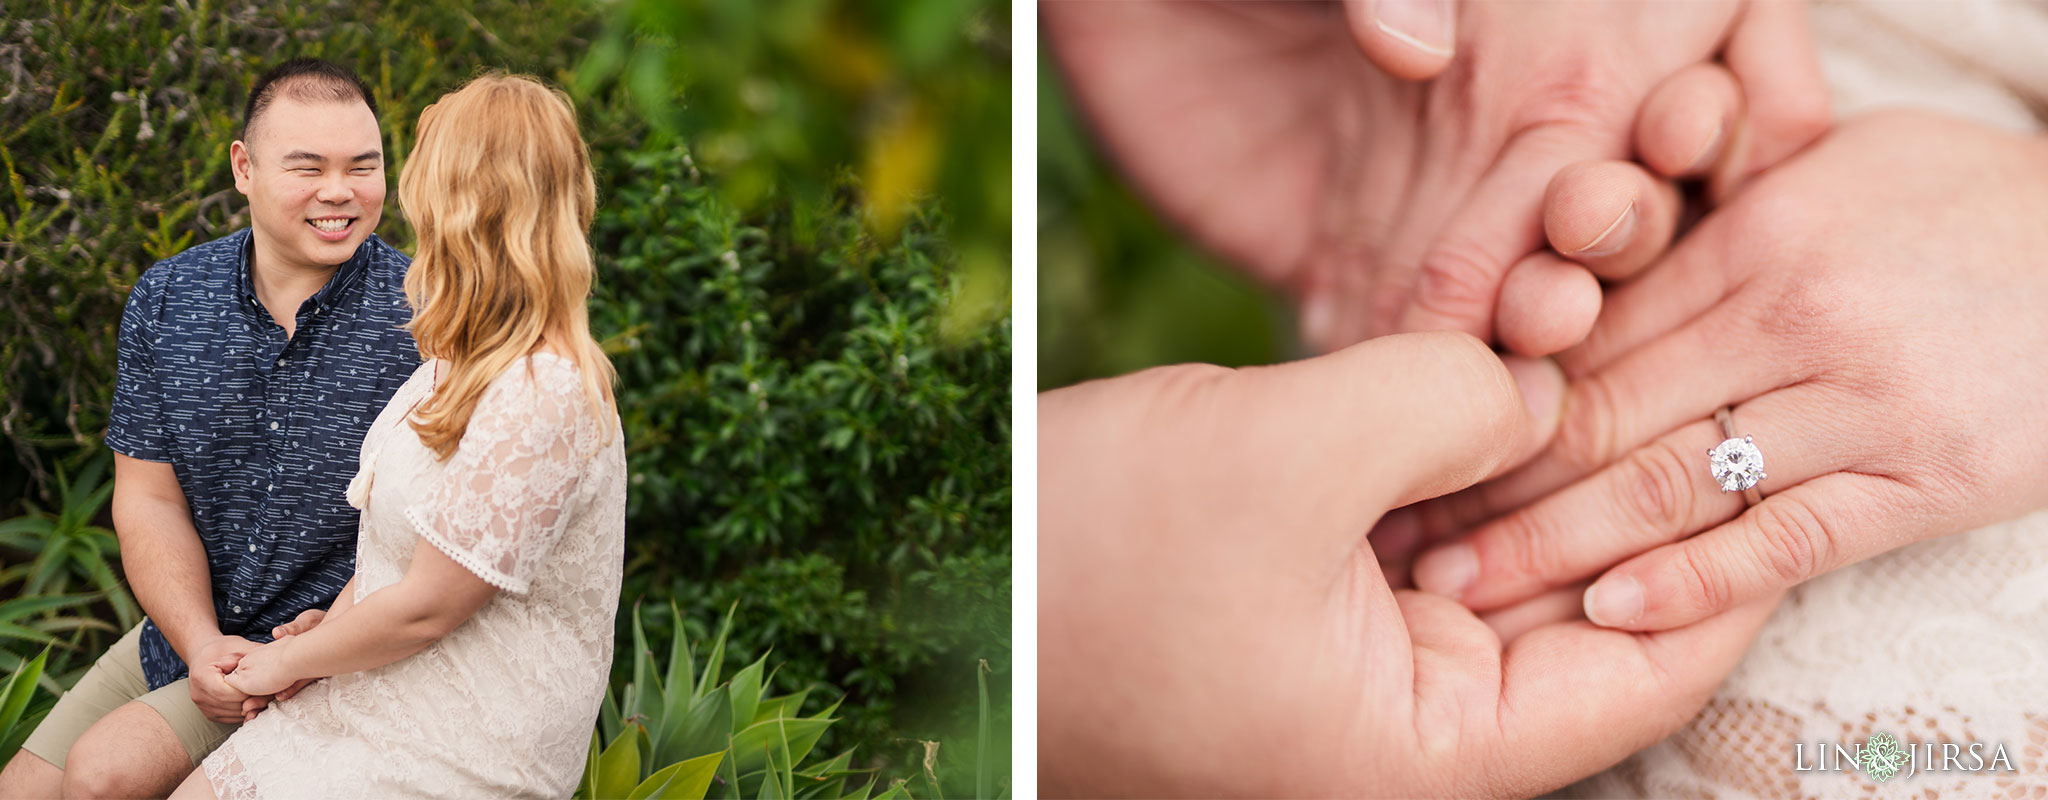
[1861,732,1909,783]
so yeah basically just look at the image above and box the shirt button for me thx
[266,483,275,491]
[275,358,285,367]
[231,605,243,614]
[248,543,257,553]
[269,421,279,430]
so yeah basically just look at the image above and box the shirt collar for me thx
[234,229,379,319]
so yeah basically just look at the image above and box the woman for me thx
[170,73,626,799]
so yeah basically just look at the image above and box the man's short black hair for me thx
[240,58,379,145]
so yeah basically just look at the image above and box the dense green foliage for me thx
[1036,52,1287,390]
[0,1,1007,792]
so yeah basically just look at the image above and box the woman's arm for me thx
[223,540,497,695]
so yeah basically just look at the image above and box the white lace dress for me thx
[202,354,626,799]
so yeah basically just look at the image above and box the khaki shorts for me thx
[20,624,238,769]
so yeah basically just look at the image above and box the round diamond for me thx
[1709,436,1766,492]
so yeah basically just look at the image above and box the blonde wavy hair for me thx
[398,72,617,459]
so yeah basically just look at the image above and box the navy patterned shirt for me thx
[106,228,419,689]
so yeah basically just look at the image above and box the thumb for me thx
[1342,0,1457,81]
[1214,331,1563,533]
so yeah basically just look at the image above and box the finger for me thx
[1719,0,1830,193]
[1634,63,1742,180]
[1416,386,1845,609]
[1585,472,1921,631]
[1493,253,1601,357]
[1462,297,1796,528]
[1340,0,1456,82]
[1542,160,1682,281]
[278,678,313,701]
[1548,225,1744,378]
[1218,331,1565,535]
[1398,120,1633,340]
[1481,595,1779,795]
[1475,582,1586,644]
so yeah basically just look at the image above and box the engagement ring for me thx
[1710,407,1765,506]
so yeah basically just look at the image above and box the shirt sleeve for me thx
[104,271,171,461]
[403,360,599,595]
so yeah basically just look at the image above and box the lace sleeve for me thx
[404,359,600,595]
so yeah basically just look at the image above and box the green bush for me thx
[0,1,1008,791]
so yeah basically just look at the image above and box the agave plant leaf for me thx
[793,746,853,779]
[0,646,50,762]
[580,729,602,799]
[661,685,731,764]
[756,763,784,800]
[593,723,649,799]
[0,703,52,765]
[632,602,666,733]
[0,593,98,624]
[0,515,54,542]
[751,686,812,726]
[627,750,723,800]
[726,653,768,734]
[664,600,693,718]
[727,717,832,776]
[693,603,736,700]
[975,659,991,800]
[25,537,71,596]
[838,775,878,800]
[602,685,625,743]
[0,623,60,647]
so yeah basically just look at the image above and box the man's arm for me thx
[223,539,496,695]
[112,453,252,721]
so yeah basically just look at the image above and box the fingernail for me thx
[1585,575,1644,627]
[1300,290,1336,349]
[1685,121,1725,174]
[1501,355,1564,423]
[1371,0,1454,57]
[1413,543,1477,600]
[1570,201,1637,258]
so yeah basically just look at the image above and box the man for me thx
[0,58,418,799]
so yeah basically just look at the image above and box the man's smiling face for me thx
[231,94,385,271]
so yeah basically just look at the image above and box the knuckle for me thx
[1413,239,1503,319]
[1748,266,1854,347]
[1515,59,1636,134]
[1674,544,1734,619]
[1497,509,1571,582]
[1749,498,1835,584]
[1553,375,1623,474]
[1620,440,1696,534]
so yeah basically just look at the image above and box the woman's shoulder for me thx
[470,351,611,433]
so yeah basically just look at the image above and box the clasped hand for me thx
[198,608,327,722]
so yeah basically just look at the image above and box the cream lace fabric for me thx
[1567,2,2048,796]
[202,354,626,799]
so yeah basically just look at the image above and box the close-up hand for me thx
[1406,110,2048,633]
[222,635,298,702]
[1040,331,1780,797]
[187,634,259,724]
[1042,0,1828,354]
